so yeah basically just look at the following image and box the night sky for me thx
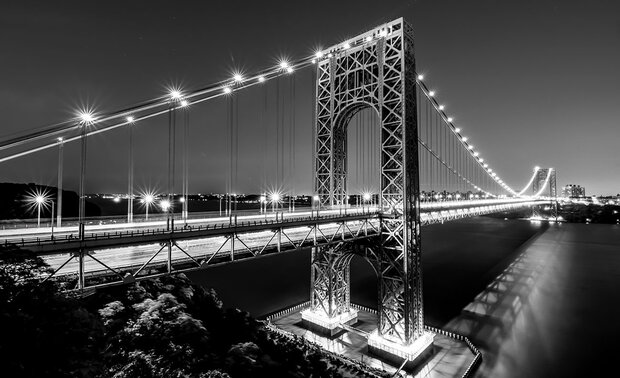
[1,0,618,195]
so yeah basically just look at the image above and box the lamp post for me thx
[35,195,45,228]
[270,192,280,214]
[363,192,371,212]
[50,200,55,238]
[313,195,320,216]
[78,112,94,240]
[143,194,154,221]
[56,137,63,227]
[126,116,135,223]
[259,195,266,214]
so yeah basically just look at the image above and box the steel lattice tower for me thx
[308,18,425,346]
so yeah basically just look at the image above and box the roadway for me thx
[0,197,545,287]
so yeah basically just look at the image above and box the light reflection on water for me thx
[445,223,620,377]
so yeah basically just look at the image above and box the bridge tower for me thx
[532,168,558,219]
[303,18,433,360]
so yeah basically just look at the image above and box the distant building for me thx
[562,184,586,198]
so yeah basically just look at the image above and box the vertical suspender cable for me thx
[234,95,239,213]
[183,108,189,222]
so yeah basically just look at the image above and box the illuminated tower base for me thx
[368,330,434,367]
[300,308,358,337]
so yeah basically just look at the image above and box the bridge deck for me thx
[0,199,545,289]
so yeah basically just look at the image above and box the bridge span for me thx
[1,198,544,290]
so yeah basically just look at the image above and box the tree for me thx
[0,246,104,377]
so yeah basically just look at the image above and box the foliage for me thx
[0,247,374,377]
[0,246,104,377]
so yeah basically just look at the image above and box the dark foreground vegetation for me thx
[0,246,385,377]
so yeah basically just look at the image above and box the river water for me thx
[187,217,620,377]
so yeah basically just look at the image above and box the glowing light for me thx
[113,197,120,203]
[343,42,351,49]
[428,91,435,97]
[258,76,266,83]
[327,53,333,58]
[438,105,444,110]
[79,111,95,124]
[233,73,243,82]
[170,90,182,100]
[365,36,372,42]
[179,197,185,203]
[180,100,189,107]
[479,158,484,162]
[311,59,316,64]
[363,192,371,201]
[313,195,320,201]
[534,166,540,171]
[270,192,281,203]
[447,117,453,123]
[379,29,388,37]
[143,194,154,204]
[462,136,468,142]
[468,145,474,150]
[315,51,324,58]
[483,163,489,168]
[57,137,64,142]
[279,60,289,69]
[126,116,135,123]
[286,66,294,73]
[259,195,266,202]
[25,189,51,215]
[473,151,479,156]
[454,127,461,133]
[223,87,232,94]
[417,74,424,80]
[160,200,171,211]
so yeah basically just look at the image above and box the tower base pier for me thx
[367,331,435,369]
[300,308,358,337]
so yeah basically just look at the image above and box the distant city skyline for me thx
[1,0,618,195]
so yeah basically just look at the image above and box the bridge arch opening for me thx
[333,102,382,208]
[332,248,380,311]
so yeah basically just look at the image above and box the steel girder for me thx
[39,216,380,291]
[311,18,424,344]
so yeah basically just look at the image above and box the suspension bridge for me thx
[1,18,557,366]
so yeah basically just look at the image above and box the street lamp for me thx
[362,192,371,211]
[142,194,155,220]
[160,199,171,212]
[26,191,50,228]
[313,195,320,216]
[35,195,45,227]
[270,192,281,213]
[56,137,64,227]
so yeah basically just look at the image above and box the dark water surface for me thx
[187,218,620,377]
